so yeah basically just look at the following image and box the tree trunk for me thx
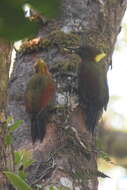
[8,1,126,190]
[0,39,12,190]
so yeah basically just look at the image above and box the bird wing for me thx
[24,74,55,113]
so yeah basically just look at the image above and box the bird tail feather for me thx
[31,109,48,143]
[84,106,101,134]
[31,117,38,143]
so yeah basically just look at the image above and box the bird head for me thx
[34,59,50,75]
[75,46,99,62]
[74,46,106,63]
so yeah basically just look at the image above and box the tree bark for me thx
[8,1,126,190]
[0,39,12,190]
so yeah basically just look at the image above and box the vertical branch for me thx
[0,39,13,190]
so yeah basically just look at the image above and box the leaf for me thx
[9,120,23,132]
[18,170,27,180]
[4,171,32,190]
[95,53,106,62]
[19,150,35,168]
[23,159,35,169]
[49,185,55,190]
[14,151,23,165]
[14,150,35,169]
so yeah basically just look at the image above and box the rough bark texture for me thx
[8,1,126,190]
[0,39,12,190]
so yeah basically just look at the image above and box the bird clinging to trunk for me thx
[24,59,55,143]
[76,46,109,134]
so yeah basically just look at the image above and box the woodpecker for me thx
[24,59,55,143]
[76,46,109,133]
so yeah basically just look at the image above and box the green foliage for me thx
[18,169,27,181]
[5,149,35,189]
[3,118,35,190]
[14,150,35,171]
[28,0,60,18]
[4,134,12,145]
[49,185,55,190]
[4,118,23,145]
[99,150,111,162]
[4,171,32,190]
[0,0,60,41]
[9,120,23,132]
[96,137,111,162]
[0,0,38,41]
[13,150,35,181]
[49,185,63,190]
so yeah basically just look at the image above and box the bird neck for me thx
[77,47,98,63]
[37,68,50,75]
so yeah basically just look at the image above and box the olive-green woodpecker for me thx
[24,59,55,143]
